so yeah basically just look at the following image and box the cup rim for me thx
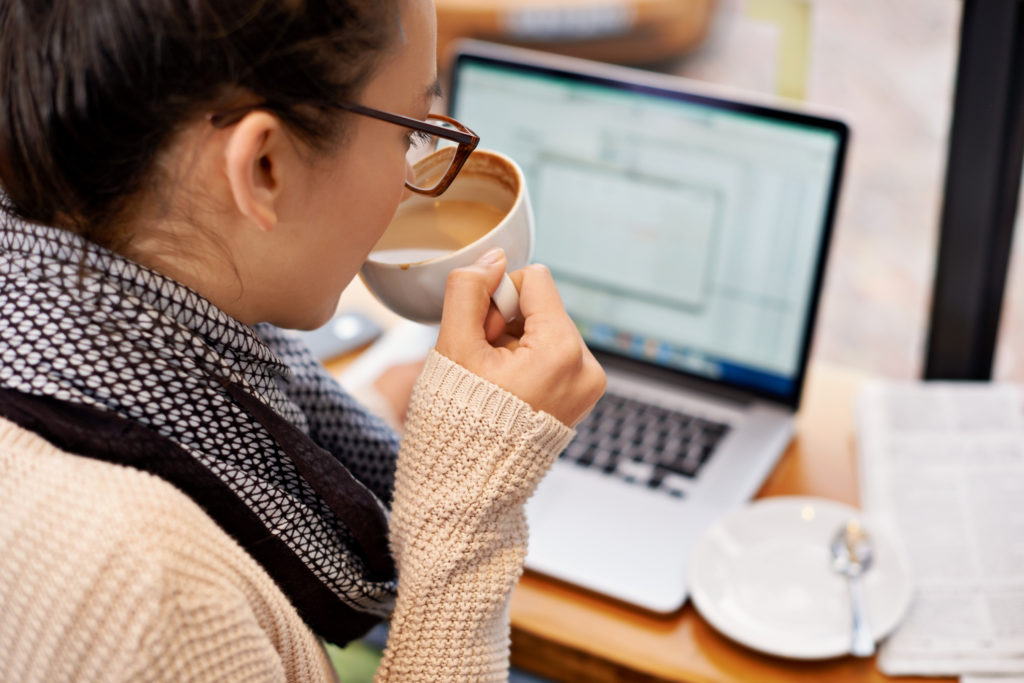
[364,148,526,270]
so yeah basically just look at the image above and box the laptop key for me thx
[647,467,668,489]
[576,444,598,467]
[561,391,731,495]
[660,458,697,478]
[616,458,652,481]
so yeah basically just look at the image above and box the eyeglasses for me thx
[208,101,480,197]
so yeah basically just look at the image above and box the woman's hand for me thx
[435,248,606,427]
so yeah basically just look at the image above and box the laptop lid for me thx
[448,42,849,410]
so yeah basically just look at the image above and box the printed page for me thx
[857,382,1024,676]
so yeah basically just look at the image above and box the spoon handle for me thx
[847,575,875,657]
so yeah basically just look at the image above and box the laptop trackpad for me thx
[525,463,690,612]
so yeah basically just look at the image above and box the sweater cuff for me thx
[416,349,575,455]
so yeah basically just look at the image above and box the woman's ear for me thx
[223,111,286,232]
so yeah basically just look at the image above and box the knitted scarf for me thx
[0,217,400,643]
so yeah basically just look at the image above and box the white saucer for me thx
[688,496,914,660]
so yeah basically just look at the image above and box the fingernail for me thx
[476,247,504,265]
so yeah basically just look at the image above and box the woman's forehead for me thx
[368,0,437,105]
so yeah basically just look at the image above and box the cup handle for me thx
[492,272,521,323]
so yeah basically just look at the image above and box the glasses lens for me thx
[406,117,463,193]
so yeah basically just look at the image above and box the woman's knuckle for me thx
[445,268,479,292]
[557,343,583,371]
[584,360,606,396]
[446,268,471,285]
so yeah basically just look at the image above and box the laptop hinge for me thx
[592,349,779,409]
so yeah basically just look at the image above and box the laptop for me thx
[447,41,849,613]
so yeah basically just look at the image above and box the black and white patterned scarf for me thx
[0,218,401,641]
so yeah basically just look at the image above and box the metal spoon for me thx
[830,519,876,657]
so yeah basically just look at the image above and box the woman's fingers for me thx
[512,264,606,425]
[483,267,528,343]
[435,257,605,427]
[437,248,508,354]
[483,305,508,343]
[516,264,567,320]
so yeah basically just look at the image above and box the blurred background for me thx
[334,3,1023,678]
[433,0,1024,382]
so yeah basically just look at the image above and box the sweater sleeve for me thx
[374,350,575,683]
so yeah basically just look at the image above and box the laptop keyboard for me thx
[559,392,731,498]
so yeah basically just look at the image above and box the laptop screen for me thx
[449,46,848,407]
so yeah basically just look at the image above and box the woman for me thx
[0,0,605,680]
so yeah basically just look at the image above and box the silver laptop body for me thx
[448,41,849,614]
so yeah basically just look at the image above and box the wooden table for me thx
[328,281,948,683]
[506,363,947,683]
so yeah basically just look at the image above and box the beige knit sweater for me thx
[0,350,574,682]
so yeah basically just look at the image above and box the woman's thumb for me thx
[437,248,507,342]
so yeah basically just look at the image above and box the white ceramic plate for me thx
[688,496,914,660]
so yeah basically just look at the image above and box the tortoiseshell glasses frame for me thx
[208,101,480,197]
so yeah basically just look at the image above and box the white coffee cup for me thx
[360,148,534,324]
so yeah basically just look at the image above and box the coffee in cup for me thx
[360,148,533,324]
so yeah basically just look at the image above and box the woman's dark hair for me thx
[0,0,399,248]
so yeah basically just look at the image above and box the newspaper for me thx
[856,381,1024,677]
